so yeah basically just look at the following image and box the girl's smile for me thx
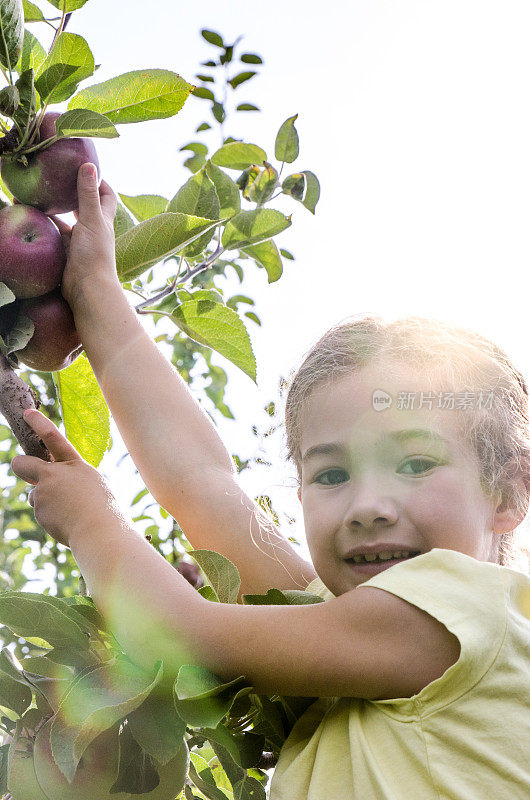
[298,361,504,595]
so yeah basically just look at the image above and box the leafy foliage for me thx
[0,552,320,797]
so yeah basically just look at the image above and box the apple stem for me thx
[0,353,51,460]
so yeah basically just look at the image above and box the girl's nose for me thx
[343,480,399,530]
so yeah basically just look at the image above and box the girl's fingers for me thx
[99,180,117,221]
[50,215,72,236]
[22,410,82,463]
[11,454,43,484]
[76,162,102,223]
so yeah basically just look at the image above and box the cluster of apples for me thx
[0,112,100,371]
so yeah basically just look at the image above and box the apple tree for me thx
[0,3,321,797]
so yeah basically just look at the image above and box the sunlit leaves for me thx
[16,28,45,75]
[242,239,283,283]
[115,212,220,281]
[12,67,35,133]
[229,71,256,90]
[46,0,89,9]
[68,69,193,124]
[282,170,321,213]
[249,162,278,205]
[275,114,299,163]
[0,0,24,72]
[22,0,43,22]
[35,32,95,104]
[211,142,266,170]
[53,353,111,468]
[171,301,256,381]
[118,193,167,222]
[54,108,119,138]
[206,161,240,217]
[222,209,291,251]
[168,170,220,256]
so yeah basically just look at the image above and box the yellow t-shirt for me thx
[270,548,530,800]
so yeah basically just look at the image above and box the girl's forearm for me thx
[69,517,215,679]
[71,276,236,501]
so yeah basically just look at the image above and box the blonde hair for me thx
[284,314,530,571]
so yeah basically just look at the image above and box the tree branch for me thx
[0,353,50,460]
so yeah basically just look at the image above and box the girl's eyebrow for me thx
[301,429,447,463]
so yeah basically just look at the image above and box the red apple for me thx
[1,112,100,214]
[0,204,65,299]
[16,289,82,372]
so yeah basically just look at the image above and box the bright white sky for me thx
[16,0,530,584]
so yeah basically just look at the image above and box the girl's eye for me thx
[314,468,349,486]
[398,457,437,475]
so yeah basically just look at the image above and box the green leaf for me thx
[233,775,267,800]
[240,54,263,65]
[229,71,256,90]
[50,656,163,781]
[175,666,245,701]
[189,550,240,604]
[171,301,256,381]
[22,0,43,21]
[168,170,220,256]
[174,666,250,728]
[68,69,193,124]
[188,761,230,800]
[0,0,24,72]
[0,282,15,306]
[206,161,240,218]
[4,311,33,354]
[203,726,264,770]
[236,103,259,111]
[198,584,219,602]
[275,114,299,164]
[0,591,90,651]
[54,353,111,468]
[249,162,278,205]
[222,209,291,251]
[282,173,305,201]
[118,193,168,222]
[242,588,324,605]
[192,86,214,101]
[12,67,35,135]
[168,170,219,220]
[35,32,94,104]
[301,170,320,213]
[211,142,266,170]
[0,650,32,715]
[45,0,89,10]
[15,27,45,75]
[127,689,186,765]
[201,29,224,48]
[54,108,118,138]
[242,240,283,283]
[113,200,135,237]
[115,212,220,282]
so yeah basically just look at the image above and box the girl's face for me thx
[298,361,502,596]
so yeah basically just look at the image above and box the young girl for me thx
[10,164,530,799]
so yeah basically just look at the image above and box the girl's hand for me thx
[10,409,123,548]
[54,163,119,313]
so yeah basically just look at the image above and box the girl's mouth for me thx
[345,551,420,576]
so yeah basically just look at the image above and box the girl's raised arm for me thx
[58,165,316,596]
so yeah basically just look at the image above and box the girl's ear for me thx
[492,473,530,534]
[297,486,302,503]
